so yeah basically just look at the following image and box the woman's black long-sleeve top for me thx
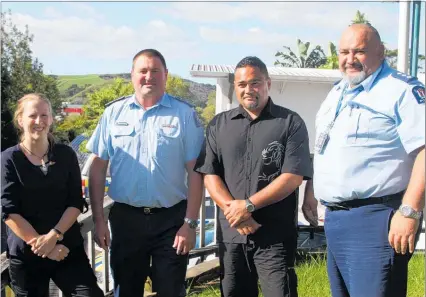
[1,143,86,257]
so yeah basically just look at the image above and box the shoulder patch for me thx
[105,96,129,107]
[412,86,425,104]
[391,71,417,84]
[172,96,195,108]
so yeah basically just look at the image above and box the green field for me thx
[56,74,107,93]
[189,253,425,297]
[55,74,131,103]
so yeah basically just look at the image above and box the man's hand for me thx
[388,211,420,254]
[224,200,251,227]
[302,194,319,227]
[173,223,196,255]
[94,219,111,251]
[235,217,262,235]
[28,231,57,257]
[47,244,70,261]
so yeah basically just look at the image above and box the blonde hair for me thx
[13,93,55,143]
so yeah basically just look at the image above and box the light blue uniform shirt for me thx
[314,62,425,203]
[86,93,204,207]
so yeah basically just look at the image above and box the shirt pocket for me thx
[112,125,136,149]
[155,126,181,158]
[346,104,370,145]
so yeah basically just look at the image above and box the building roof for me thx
[190,64,342,83]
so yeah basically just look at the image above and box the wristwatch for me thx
[52,228,64,241]
[184,218,198,229]
[245,199,256,213]
[398,204,422,220]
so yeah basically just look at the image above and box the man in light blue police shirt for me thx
[86,49,204,297]
[303,24,425,297]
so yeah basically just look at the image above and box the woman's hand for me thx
[28,230,58,257]
[47,244,69,261]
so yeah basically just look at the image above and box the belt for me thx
[114,199,186,215]
[141,206,166,215]
[321,191,404,211]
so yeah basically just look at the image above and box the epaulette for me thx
[333,79,342,86]
[105,95,129,107]
[391,71,417,84]
[171,96,195,108]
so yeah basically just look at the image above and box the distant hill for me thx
[52,73,215,106]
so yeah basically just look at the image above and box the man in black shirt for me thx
[195,56,312,297]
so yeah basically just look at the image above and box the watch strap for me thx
[52,228,64,241]
[184,218,198,229]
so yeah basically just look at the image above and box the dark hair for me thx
[235,56,269,78]
[132,49,167,71]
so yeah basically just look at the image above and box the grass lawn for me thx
[188,253,424,297]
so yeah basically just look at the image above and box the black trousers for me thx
[109,201,188,297]
[219,240,298,297]
[8,245,104,297]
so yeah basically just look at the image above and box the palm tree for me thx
[274,39,327,68]
[352,10,370,25]
[319,42,339,69]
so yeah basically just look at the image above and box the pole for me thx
[397,1,410,73]
[410,1,421,77]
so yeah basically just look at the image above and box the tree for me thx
[200,90,216,127]
[166,75,191,99]
[352,10,370,25]
[319,42,339,70]
[384,48,425,70]
[1,10,61,150]
[274,39,327,68]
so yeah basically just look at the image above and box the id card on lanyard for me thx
[315,85,363,154]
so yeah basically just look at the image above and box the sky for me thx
[2,1,425,84]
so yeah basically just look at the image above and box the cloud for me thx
[65,3,105,20]
[166,2,403,50]
[9,11,200,65]
[199,26,293,46]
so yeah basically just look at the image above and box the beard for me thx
[343,71,367,86]
[243,98,259,111]
[342,62,367,86]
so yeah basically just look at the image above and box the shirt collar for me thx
[128,93,171,109]
[231,97,277,120]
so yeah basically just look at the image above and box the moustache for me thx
[345,62,364,71]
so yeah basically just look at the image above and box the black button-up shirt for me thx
[195,98,313,244]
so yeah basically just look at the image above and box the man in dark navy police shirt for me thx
[195,56,312,297]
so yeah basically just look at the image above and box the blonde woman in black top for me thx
[1,93,103,297]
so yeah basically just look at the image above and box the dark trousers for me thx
[8,245,104,297]
[219,240,298,297]
[324,201,420,297]
[109,201,188,297]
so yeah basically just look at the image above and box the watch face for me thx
[401,205,413,217]
[247,204,255,212]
